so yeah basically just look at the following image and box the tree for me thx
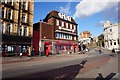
[98,34,104,47]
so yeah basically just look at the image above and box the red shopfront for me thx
[44,41,51,56]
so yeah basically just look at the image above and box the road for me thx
[1,49,119,80]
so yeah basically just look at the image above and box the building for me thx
[103,20,120,50]
[0,0,34,56]
[33,10,78,56]
[78,31,93,46]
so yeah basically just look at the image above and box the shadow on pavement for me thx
[2,60,88,80]
[95,73,117,80]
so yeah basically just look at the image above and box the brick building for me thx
[0,0,34,56]
[33,10,78,56]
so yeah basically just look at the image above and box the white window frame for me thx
[22,2,28,10]
[70,24,72,29]
[6,23,11,34]
[74,25,76,30]
[22,13,26,23]
[62,21,64,27]
[66,23,68,29]
[56,19,59,26]
[24,26,28,36]
[18,26,22,36]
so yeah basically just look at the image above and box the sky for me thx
[34,0,119,37]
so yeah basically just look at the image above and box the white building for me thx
[103,20,120,50]
[78,31,93,45]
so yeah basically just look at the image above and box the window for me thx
[110,29,112,32]
[24,27,27,36]
[118,39,119,44]
[22,2,26,10]
[8,9,12,19]
[22,14,26,23]
[18,27,22,36]
[74,25,76,30]
[2,7,4,18]
[66,23,68,28]
[2,22,4,33]
[62,21,64,27]
[70,24,72,29]
[6,24,11,34]
[56,19,59,26]
[74,37,76,40]
[110,40,112,45]
[114,42,116,45]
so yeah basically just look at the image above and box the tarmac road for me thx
[2,49,115,80]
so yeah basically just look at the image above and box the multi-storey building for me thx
[78,31,92,46]
[33,10,78,55]
[103,20,120,50]
[0,0,34,56]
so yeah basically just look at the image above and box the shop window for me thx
[22,13,26,23]
[22,46,27,52]
[2,7,4,18]
[18,27,22,36]
[22,2,27,10]
[6,24,11,34]
[56,19,59,26]
[24,27,27,36]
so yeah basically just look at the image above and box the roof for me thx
[43,10,77,25]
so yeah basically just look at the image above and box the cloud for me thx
[59,2,71,15]
[73,0,119,19]
[96,20,105,27]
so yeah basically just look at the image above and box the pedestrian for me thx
[19,52,22,58]
[112,48,116,56]
[99,49,102,54]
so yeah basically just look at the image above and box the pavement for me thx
[1,48,111,64]
[76,53,119,79]
[1,53,89,64]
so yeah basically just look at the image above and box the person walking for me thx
[112,48,116,57]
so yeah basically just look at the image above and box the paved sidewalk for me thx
[76,55,119,79]
[1,53,90,64]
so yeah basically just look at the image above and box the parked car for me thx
[114,48,120,53]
